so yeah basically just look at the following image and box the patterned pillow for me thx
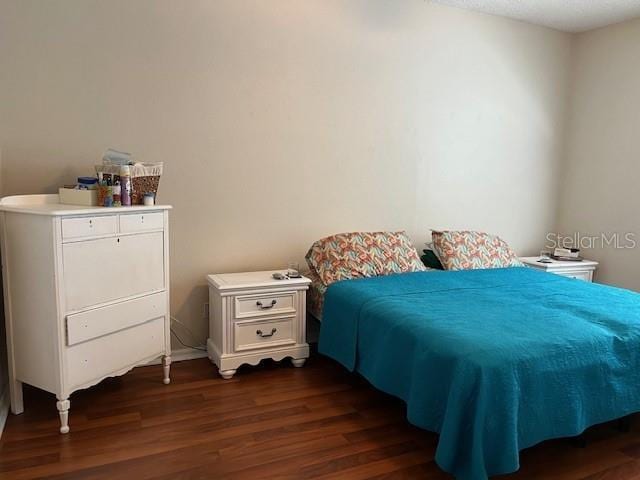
[305,231,426,286]
[306,268,327,320]
[431,230,523,271]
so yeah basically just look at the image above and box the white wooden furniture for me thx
[520,256,598,282]
[207,271,310,379]
[0,194,172,434]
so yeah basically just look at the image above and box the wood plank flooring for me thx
[2,354,640,479]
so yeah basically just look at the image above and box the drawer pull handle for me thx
[256,328,277,338]
[256,299,277,309]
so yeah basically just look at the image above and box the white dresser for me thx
[0,194,172,433]
[520,256,598,282]
[207,271,310,379]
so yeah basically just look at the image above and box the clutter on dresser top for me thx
[58,148,163,208]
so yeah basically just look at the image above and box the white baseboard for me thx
[145,347,208,366]
[0,385,9,440]
[171,347,209,363]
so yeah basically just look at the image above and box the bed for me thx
[318,266,640,479]
[306,268,327,321]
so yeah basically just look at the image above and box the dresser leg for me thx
[56,398,70,434]
[291,358,306,368]
[162,355,171,385]
[219,369,236,379]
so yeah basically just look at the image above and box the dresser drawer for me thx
[63,231,165,311]
[234,317,296,352]
[66,291,166,346]
[65,316,165,390]
[234,292,296,319]
[119,212,164,233]
[62,215,117,241]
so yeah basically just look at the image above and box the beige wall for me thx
[556,17,640,291]
[0,1,571,346]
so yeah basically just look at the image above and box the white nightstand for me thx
[520,256,598,282]
[206,271,311,379]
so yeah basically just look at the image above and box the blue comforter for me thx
[318,267,640,479]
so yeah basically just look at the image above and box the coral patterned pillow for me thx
[305,231,426,286]
[431,230,523,271]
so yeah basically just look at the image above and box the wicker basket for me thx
[95,163,163,205]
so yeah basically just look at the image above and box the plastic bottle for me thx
[112,181,122,207]
[103,187,113,207]
[120,165,132,206]
[97,172,108,206]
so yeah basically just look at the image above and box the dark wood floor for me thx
[2,355,640,479]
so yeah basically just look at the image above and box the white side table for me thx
[207,271,310,379]
[520,256,598,282]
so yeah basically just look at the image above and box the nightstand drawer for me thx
[519,257,598,283]
[557,271,592,281]
[234,318,296,352]
[234,292,296,319]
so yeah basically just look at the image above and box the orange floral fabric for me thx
[305,231,426,287]
[306,268,327,319]
[431,230,523,271]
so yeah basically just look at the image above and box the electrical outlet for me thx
[203,302,209,319]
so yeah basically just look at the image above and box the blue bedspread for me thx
[318,267,640,479]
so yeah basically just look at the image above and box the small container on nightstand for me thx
[206,271,311,379]
[520,256,598,282]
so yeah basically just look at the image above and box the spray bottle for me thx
[120,165,132,206]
